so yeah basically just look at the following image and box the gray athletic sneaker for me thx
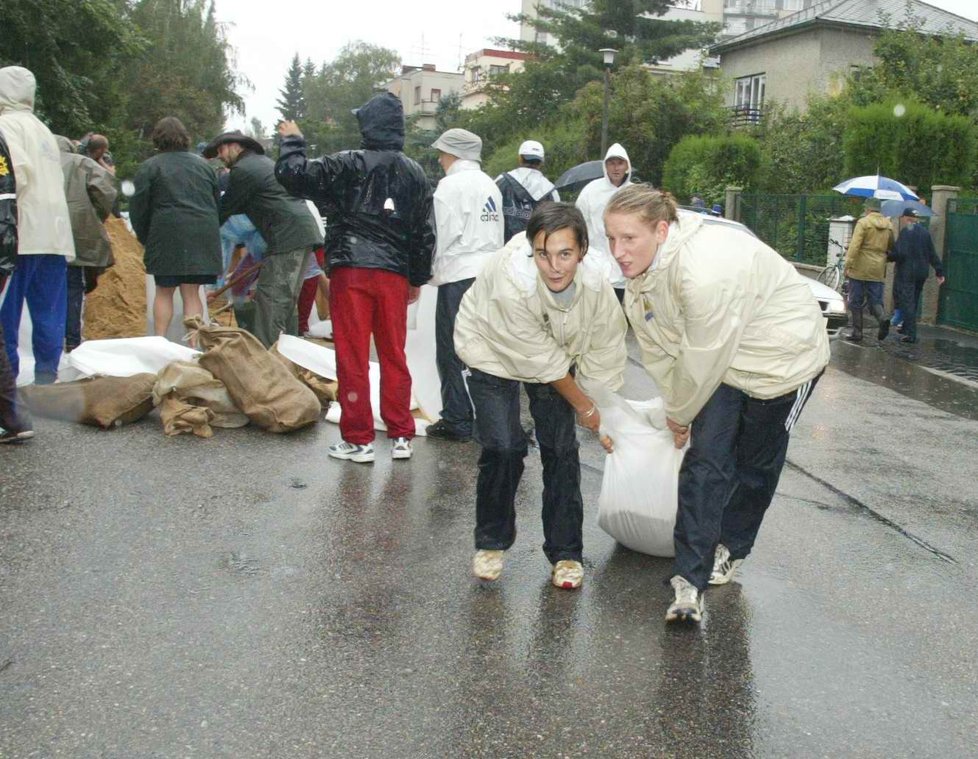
[708,544,743,586]
[391,437,412,460]
[328,440,375,463]
[666,575,703,624]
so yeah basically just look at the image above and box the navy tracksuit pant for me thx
[674,377,820,590]
[467,368,583,565]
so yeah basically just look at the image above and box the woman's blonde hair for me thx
[604,183,679,228]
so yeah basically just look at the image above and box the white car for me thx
[684,211,847,338]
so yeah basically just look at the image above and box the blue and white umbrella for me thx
[833,174,919,201]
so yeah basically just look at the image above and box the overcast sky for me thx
[217,0,978,132]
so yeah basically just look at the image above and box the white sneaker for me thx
[328,440,375,463]
[391,437,412,460]
[551,559,584,590]
[666,575,703,624]
[473,550,505,581]
[708,543,743,586]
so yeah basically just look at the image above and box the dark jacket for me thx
[220,151,322,255]
[0,132,16,277]
[888,222,943,285]
[275,92,435,286]
[57,136,117,269]
[130,150,223,277]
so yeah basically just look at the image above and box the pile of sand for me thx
[82,217,148,340]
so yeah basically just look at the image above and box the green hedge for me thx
[662,134,763,205]
[842,99,976,191]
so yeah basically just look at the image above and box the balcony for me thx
[729,105,763,127]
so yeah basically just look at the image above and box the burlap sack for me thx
[153,361,249,432]
[269,343,336,409]
[20,374,157,429]
[184,317,321,433]
[158,396,216,438]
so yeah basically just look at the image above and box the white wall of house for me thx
[386,66,464,130]
[718,26,877,113]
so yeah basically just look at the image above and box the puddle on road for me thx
[832,340,978,421]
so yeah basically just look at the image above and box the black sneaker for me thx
[425,419,471,442]
[877,320,890,341]
[0,428,34,444]
[900,335,918,344]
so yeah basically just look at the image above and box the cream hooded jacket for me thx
[454,232,627,389]
[431,159,504,285]
[624,212,830,426]
[0,67,74,259]
[575,143,631,289]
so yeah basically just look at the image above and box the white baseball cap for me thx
[518,140,545,161]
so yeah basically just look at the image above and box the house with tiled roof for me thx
[709,0,978,121]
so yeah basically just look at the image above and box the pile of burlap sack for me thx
[21,319,336,438]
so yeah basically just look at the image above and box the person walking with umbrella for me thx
[843,198,894,342]
[887,208,945,344]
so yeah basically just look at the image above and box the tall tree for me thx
[0,0,143,135]
[277,53,306,121]
[300,42,400,154]
[123,0,243,143]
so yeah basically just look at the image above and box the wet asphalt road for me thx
[2,333,978,757]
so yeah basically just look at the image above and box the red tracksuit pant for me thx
[329,266,414,444]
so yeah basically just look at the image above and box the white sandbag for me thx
[596,393,686,557]
[405,284,441,423]
[67,336,200,378]
[276,334,428,436]
[305,319,332,339]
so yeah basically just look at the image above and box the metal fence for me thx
[740,193,864,265]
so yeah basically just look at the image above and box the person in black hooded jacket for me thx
[0,131,33,442]
[276,92,436,464]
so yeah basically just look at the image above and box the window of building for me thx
[470,66,482,84]
[414,86,421,106]
[734,72,765,120]
[431,88,441,102]
[489,64,510,77]
[781,0,804,10]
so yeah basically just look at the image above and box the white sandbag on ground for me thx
[67,336,200,378]
[596,393,686,557]
[275,334,429,436]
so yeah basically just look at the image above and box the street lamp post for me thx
[599,48,617,157]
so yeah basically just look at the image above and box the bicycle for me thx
[816,239,846,292]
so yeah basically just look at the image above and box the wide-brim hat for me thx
[431,128,482,162]
[202,130,264,159]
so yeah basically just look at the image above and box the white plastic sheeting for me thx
[63,337,200,380]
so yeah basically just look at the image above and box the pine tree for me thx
[277,53,306,121]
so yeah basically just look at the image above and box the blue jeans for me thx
[435,278,475,436]
[674,378,820,590]
[847,279,884,310]
[0,254,68,382]
[467,368,583,564]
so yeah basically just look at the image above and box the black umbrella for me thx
[555,160,605,193]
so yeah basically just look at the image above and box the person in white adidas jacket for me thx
[0,66,74,385]
[427,128,504,441]
[455,202,626,590]
[575,142,632,301]
[605,185,829,625]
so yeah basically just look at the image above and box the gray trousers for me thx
[254,248,307,348]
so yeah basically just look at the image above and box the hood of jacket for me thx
[863,210,892,231]
[0,66,36,114]
[507,166,556,201]
[356,92,405,151]
[602,142,631,185]
[55,135,75,153]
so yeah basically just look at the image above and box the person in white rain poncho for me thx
[454,202,626,590]
[575,142,632,301]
